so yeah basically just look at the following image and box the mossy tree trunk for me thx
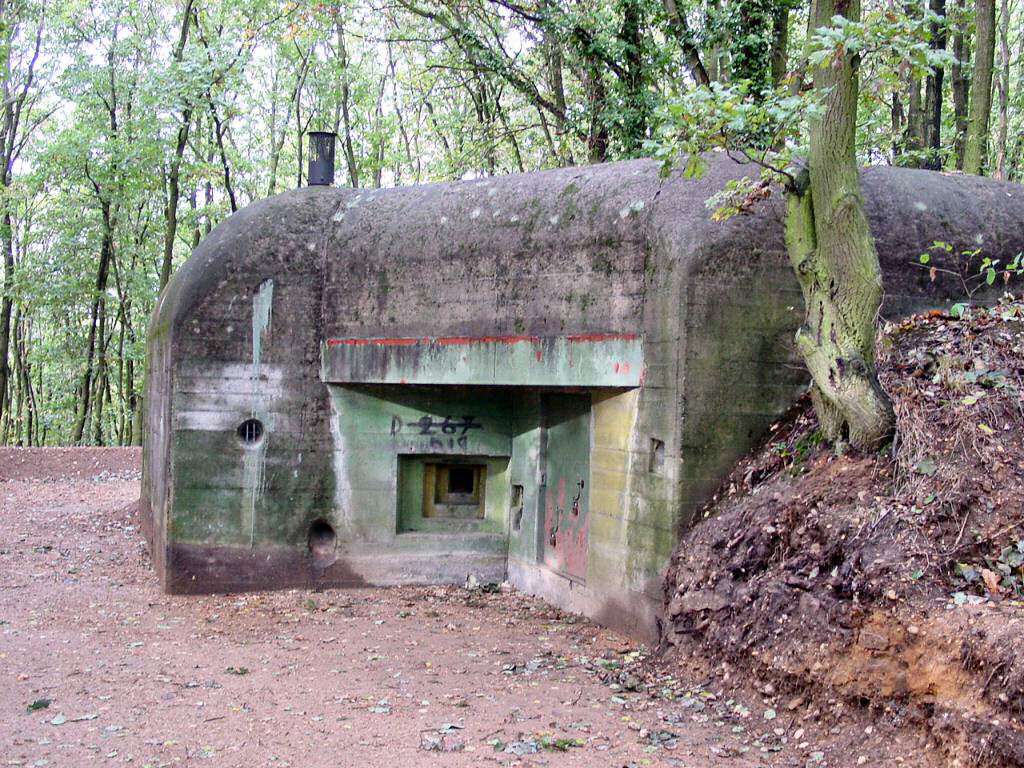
[993,0,1010,180]
[783,0,895,450]
[922,0,946,170]
[963,0,996,174]
[950,15,970,170]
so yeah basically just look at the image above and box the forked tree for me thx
[783,0,895,449]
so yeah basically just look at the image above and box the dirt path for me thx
[1,449,929,767]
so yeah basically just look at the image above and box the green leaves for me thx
[953,541,1024,599]
[914,457,938,476]
[647,79,809,207]
[808,9,953,79]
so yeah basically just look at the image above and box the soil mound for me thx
[662,295,1024,767]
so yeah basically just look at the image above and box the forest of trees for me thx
[1,0,1021,446]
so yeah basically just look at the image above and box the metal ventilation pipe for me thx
[307,131,336,186]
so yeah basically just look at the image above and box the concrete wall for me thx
[142,187,343,591]
[142,155,1024,640]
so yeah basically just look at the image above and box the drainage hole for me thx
[308,519,337,568]
[237,418,264,446]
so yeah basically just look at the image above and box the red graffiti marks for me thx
[543,475,589,582]
[563,517,589,579]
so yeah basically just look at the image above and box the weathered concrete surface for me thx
[142,154,1024,640]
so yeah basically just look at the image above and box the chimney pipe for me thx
[307,131,336,186]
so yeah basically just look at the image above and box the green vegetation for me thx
[2,0,1022,445]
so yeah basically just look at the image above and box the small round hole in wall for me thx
[307,519,337,569]
[237,418,264,446]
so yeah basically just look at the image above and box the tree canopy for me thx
[1,0,1021,445]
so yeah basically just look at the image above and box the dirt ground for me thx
[2,448,930,768]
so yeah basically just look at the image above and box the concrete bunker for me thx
[141,155,1024,639]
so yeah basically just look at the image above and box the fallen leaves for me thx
[981,568,1003,597]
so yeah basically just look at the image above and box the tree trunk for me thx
[370,72,386,187]
[0,17,42,435]
[784,0,895,450]
[267,46,310,196]
[922,0,947,170]
[705,0,723,82]
[951,17,970,170]
[495,97,526,173]
[10,306,22,444]
[770,3,789,87]
[582,61,609,163]
[662,0,711,85]
[92,307,108,446]
[618,0,649,154]
[71,202,114,444]
[159,0,195,290]
[0,210,14,433]
[21,323,35,447]
[728,0,773,94]
[904,74,925,160]
[963,0,995,174]
[901,2,925,161]
[992,0,1009,179]
[334,17,359,188]
[891,92,906,160]
[126,355,137,445]
[1009,14,1024,181]
[208,102,238,212]
[543,33,570,165]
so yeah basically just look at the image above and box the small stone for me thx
[860,630,889,651]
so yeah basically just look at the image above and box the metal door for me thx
[541,393,591,582]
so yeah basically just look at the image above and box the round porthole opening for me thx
[237,418,264,446]
[308,519,338,569]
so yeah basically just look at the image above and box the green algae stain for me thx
[251,278,274,381]
[242,278,274,546]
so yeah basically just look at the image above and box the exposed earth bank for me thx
[662,296,1024,767]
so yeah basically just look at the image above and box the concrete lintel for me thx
[321,333,644,387]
